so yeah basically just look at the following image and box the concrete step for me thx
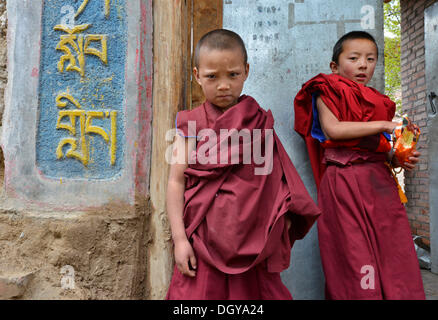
[422,269,438,300]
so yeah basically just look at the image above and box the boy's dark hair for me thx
[194,29,248,68]
[331,31,378,64]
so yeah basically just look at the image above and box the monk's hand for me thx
[174,239,197,277]
[384,121,398,134]
[392,151,421,171]
[403,151,421,171]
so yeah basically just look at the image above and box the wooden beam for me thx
[184,0,193,111]
[148,0,224,298]
[149,0,190,299]
[190,0,223,108]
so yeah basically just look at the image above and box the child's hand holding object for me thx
[391,115,421,171]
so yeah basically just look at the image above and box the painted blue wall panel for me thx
[36,0,127,179]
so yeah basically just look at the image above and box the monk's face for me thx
[194,48,249,111]
[330,38,378,85]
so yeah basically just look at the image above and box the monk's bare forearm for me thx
[323,120,393,140]
[316,97,396,140]
[166,179,188,244]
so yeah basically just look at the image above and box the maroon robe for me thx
[166,95,321,300]
[294,74,425,300]
[294,73,394,188]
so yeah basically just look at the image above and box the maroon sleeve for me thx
[293,74,331,188]
[274,131,321,242]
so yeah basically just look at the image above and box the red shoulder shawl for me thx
[293,73,395,188]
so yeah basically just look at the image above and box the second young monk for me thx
[166,29,321,300]
[294,31,425,300]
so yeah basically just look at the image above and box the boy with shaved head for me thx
[294,31,425,300]
[166,29,320,300]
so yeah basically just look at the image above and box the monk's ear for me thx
[244,63,250,80]
[330,61,339,74]
[193,67,202,86]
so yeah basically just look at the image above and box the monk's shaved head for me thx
[194,29,248,68]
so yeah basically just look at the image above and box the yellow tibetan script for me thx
[55,93,117,166]
[75,0,111,18]
[54,24,108,77]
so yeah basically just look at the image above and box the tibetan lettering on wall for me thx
[37,0,126,179]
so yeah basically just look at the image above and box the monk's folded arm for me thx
[316,96,397,141]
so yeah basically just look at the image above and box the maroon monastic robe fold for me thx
[167,95,321,300]
[294,73,395,188]
[293,74,425,300]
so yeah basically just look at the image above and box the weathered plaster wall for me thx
[0,202,151,299]
[0,0,6,192]
[0,0,6,126]
[0,0,155,300]
[2,0,151,208]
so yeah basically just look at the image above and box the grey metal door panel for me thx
[223,0,384,299]
[425,1,438,274]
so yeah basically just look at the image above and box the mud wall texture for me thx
[0,202,151,299]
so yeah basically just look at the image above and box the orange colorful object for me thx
[392,115,421,165]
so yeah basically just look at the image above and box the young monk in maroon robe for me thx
[294,31,425,300]
[166,29,321,300]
